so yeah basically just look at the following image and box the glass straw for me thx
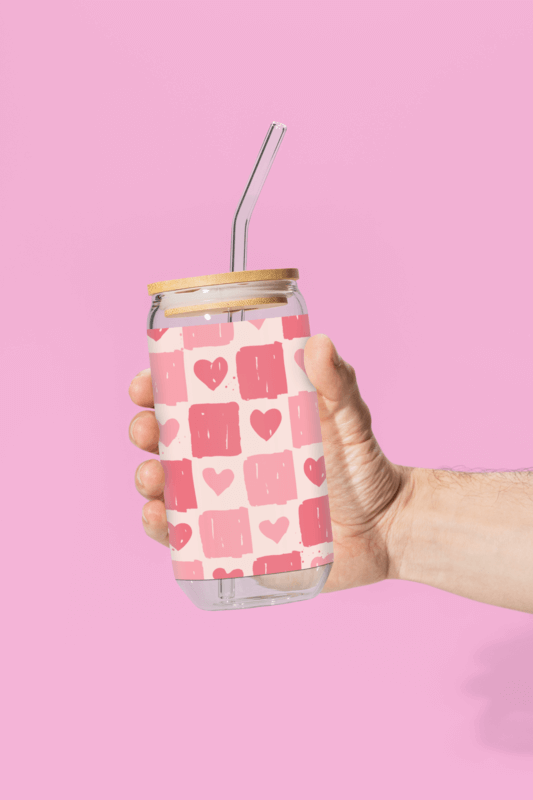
[220,122,287,604]
[230,121,287,274]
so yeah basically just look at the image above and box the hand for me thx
[128,335,413,593]
[302,335,411,591]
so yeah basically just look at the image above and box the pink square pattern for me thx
[147,315,334,580]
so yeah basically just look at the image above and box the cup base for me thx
[176,564,332,610]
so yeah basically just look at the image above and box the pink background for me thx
[1,1,532,797]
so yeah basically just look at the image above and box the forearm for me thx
[392,468,533,613]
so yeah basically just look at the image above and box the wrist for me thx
[385,466,533,612]
[387,467,449,585]
[383,464,420,581]
[387,466,473,589]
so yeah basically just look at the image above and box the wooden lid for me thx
[164,296,288,318]
[148,268,299,295]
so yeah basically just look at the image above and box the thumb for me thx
[304,334,372,435]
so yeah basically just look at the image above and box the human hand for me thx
[301,335,411,591]
[128,334,413,593]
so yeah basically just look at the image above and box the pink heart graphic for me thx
[168,522,192,551]
[158,418,179,447]
[213,568,244,579]
[259,517,289,544]
[194,357,228,390]
[294,349,306,373]
[147,328,168,341]
[249,319,265,330]
[311,554,334,567]
[250,409,282,441]
[304,456,326,487]
[203,468,234,496]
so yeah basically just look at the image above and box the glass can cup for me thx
[147,268,333,610]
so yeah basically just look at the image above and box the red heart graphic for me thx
[249,320,265,330]
[147,329,168,341]
[194,358,228,390]
[259,517,289,543]
[158,419,179,447]
[213,568,244,579]
[304,456,326,487]
[168,522,192,551]
[311,554,334,567]
[250,409,282,441]
[294,349,306,373]
[203,468,234,496]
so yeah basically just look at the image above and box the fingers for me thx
[129,370,168,546]
[304,333,372,437]
[129,369,159,453]
[141,498,169,546]
[129,409,160,454]
[136,460,168,546]
[304,334,358,404]
[129,369,154,408]
[135,458,165,500]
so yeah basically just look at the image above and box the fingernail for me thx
[331,342,343,367]
[136,463,145,487]
[130,368,151,389]
[142,509,148,524]
[130,418,139,443]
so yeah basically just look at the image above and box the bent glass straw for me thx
[219,122,286,603]
[230,121,287,273]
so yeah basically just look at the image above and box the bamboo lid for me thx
[148,268,299,295]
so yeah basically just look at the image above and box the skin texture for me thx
[129,334,533,612]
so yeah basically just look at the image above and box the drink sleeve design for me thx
[147,314,334,580]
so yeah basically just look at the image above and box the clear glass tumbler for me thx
[147,268,333,610]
